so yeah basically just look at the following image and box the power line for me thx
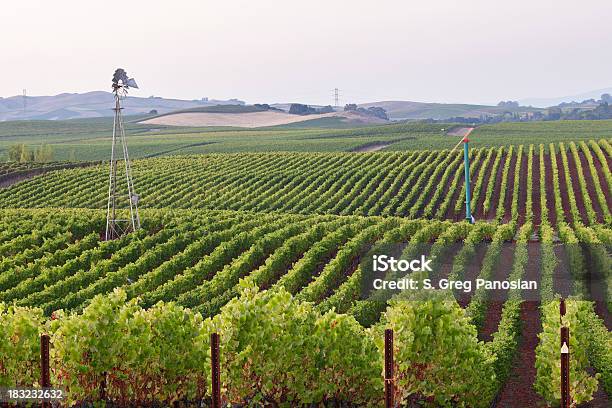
[332,88,342,108]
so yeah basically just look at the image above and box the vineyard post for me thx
[211,333,221,408]
[384,329,394,408]
[40,334,50,408]
[100,371,107,401]
[463,137,473,223]
[560,326,570,408]
[560,298,566,322]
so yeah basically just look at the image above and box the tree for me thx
[20,147,34,163]
[547,107,562,120]
[317,105,334,114]
[497,101,519,108]
[7,144,35,163]
[7,144,26,162]
[34,144,54,163]
[601,93,612,103]
[289,104,316,115]
[366,106,388,120]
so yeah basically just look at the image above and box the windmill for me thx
[105,68,141,240]
[449,130,475,224]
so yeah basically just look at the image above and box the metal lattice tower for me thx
[333,87,339,108]
[105,69,140,240]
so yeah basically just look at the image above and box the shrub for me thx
[375,294,497,407]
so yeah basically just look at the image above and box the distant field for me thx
[357,100,544,120]
[2,118,612,160]
[140,110,388,128]
[0,120,446,160]
[470,120,612,143]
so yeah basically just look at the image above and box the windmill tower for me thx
[105,68,141,240]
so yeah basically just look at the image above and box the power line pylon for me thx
[333,88,339,108]
[105,68,141,241]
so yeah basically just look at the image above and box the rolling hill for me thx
[0,91,244,121]
[357,101,543,120]
[139,109,388,128]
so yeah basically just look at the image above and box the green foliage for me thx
[50,289,210,405]
[7,144,28,162]
[375,296,497,407]
[535,300,599,406]
[34,144,54,163]
[484,299,521,391]
[549,143,566,225]
[539,223,557,303]
[212,282,382,405]
[0,140,609,227]
[0,304,43,387]
[583,307,612,395]
[496,145,514,222]
[465,222,516,328]
[482,146,504,215]
[578,141,612,223]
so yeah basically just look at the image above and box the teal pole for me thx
[463,138,473,223]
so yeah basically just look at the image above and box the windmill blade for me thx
[112,68,128,86]
[126,78,139,89]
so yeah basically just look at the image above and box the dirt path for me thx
[457,245,489,308]
[351,142,392,152]
[502,152,518,223]
[431,244,463,283]
[0,171,46,188]
[446,127,475,137]
[486,150,508,220]
[474,149,497,218]
[496,243,543,408]
[532,150,542,227]
[479,244,515,341]
[456,154,487,220]
[553,245,572,298]
[0,163,95,188]
[590,146,612,209]
[544,153,557,226]
[430,161,461,219]
[582,247,612,330]
[577,151,605,223]
[566,150,590,224]
[556,151,574,224]
[587,387,612,407]
[517,152,529,226]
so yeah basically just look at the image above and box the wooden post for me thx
[560,298,566,321]
[40,334,50,408]
[211,333,220,408]
[99,371,107,401]
[384,329,394,408]
[560,326,570,408]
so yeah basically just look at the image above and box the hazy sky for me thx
[3,0,611,105]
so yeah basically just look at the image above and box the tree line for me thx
[7,144,54,163]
